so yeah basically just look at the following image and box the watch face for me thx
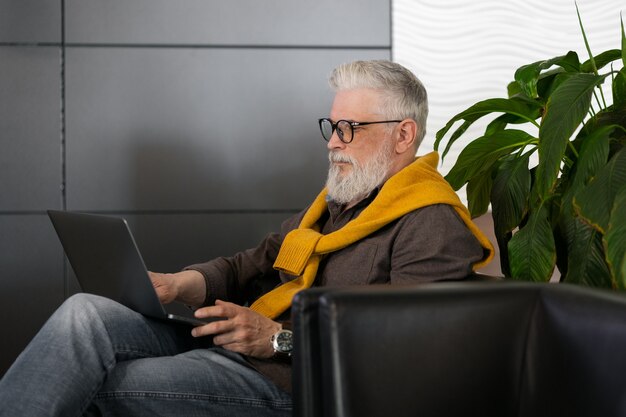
[274,330,294,353]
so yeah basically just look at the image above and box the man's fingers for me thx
[191,322,218,338]
[194,300,238,319]
[191,316,234,337]
[191,324,210,338]
[191,301,280,358]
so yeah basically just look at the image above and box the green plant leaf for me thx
[491,153,532,278]
[574,148,626,233]
[580,49,622,72]
[622,13,625,66]
[514,51,580,98]
[510,68,569,100]
[507,80,522,98]
[614,67,626,108]
[439,119,473,161]
[561,216,613,287]
[605,185,626,288]
[485,107,543,137]
[435,98,541,158]
[561,124,614,211]
[444,129,535,190]
[576,3,597,74]
[492,152,532,236]
[485,114,510,136]
[558,128,612,275]
[576,107,626,147]
[467,172,493,218]
[508,205,556,281]
[536,73,607,198]
[537,70,572,100]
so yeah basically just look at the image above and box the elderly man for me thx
[0,60,493,416]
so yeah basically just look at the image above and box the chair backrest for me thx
[520,285,626,417]
[292,282,626,417]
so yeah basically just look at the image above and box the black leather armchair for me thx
[291,281,626,417]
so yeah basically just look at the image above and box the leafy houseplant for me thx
[435,10,626,288]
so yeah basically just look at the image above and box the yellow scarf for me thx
[249,152,494,319]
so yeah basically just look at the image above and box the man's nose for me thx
[327,130,346,151]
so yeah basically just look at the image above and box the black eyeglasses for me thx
[318,118,403,144]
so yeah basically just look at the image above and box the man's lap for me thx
[90,348,292,416]
[77,295,292,415]
[0,293,291,417]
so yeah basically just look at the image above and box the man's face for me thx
[325,88,397,204]
[327,88,395,173]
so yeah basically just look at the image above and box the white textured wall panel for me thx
[394,0,624,201]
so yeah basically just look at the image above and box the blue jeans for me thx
[0,294,292,417]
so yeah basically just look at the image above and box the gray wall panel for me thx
[0,0,61,43]
[119,212,289,272]
[0,215,65,374]
[1,0,391,378]
[65,0,390,46]
[0,47,62,211]
[65,48,390,212]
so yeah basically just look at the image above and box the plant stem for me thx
[562,153,575,169]
[592,90,603,111]
[567,141,579,159]
[598,86,608,109]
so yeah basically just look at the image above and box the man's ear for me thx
[394,119,418,154]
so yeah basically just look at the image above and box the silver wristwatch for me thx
[270,329,294,357]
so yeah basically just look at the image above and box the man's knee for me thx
[54,293,123,329]
[62,292,108,314]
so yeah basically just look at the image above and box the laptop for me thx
[48,210,209,327]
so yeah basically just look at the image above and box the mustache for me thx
[328,152,356,164]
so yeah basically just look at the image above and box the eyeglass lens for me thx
[320,119,352,143]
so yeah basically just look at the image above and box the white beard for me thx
[325,141,394,205]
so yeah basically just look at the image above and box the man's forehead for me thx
[329,88,384,120]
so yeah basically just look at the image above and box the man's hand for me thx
[149,271,179,304]
[192,300,282,359]
[148,270,206,307]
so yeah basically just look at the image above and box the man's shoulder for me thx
[397,203,465,229]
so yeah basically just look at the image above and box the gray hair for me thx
[328,60,429,146]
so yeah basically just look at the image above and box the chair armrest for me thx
[293,282,534,417]
[291,287,331,417]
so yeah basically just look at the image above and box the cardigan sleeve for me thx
[183,232,283,306]
[182,210,305,306]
